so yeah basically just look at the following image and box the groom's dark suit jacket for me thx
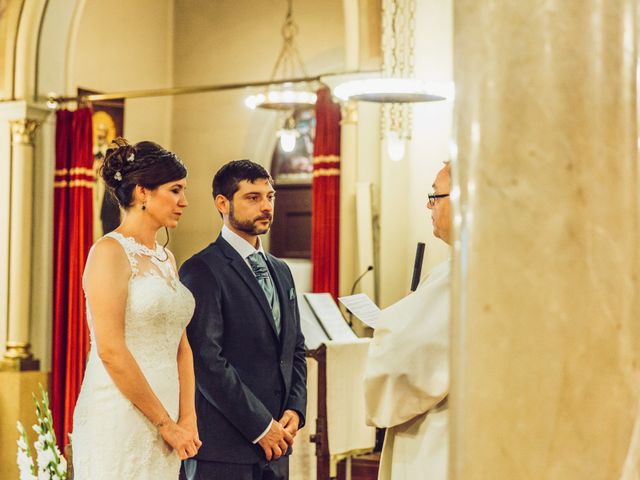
[179,235,307,464]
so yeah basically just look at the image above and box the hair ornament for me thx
[127,153,135,162]
[114,171,123,181]
[171,153,184,166]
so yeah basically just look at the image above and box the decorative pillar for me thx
[1,118,40,371]
[339,100,358,302]
[450,1,640,478]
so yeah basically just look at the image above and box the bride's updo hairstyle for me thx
[101,137,187,209]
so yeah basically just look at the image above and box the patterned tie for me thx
[247,252,281,335]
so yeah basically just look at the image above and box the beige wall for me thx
[0,372,49,480]
[170,0,345,264]
[74,0,174,146]
[377,0,453,307]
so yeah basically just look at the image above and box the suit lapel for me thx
[215,236,280,339]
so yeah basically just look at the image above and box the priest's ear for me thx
[214,194,230,218]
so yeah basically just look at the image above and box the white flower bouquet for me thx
[16,384,67,480]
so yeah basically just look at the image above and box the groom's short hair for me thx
[212,159,273,200]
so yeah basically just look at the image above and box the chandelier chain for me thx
[269,0,308,81]
[381,0,416,141]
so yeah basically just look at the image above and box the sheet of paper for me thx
[303,293,357,342]
[338,293,381,329]
[297,294,330,350]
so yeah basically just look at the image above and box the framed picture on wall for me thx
[271,109,315,183]
[78,88,125,238]
[269,109,315,259]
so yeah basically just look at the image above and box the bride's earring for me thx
[142,201,146,211]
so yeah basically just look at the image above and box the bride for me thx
[72,138,201,479]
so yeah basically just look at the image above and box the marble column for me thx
[1,118,40,371]
[451,1,640,479]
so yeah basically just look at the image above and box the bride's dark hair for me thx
[101,137,187,209]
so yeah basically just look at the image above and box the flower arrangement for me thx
[16,384,67,480]
[16,421,36,480]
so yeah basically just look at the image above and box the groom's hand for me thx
[258,419,293,461]
[158,419,202,460]
[278,410,300,440]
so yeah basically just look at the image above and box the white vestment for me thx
[365,260,450,480]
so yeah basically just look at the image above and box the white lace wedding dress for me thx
[72,232,195,480]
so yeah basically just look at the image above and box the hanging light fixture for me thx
[385,131,406,162]
[379,0,424,161]
[333,78,444,103]
[276,115,300,153]
[333,0,445,161]
[244,0,317,111]
[333,0,444,104]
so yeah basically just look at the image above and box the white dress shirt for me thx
[221,224,267,268]
[220,225,273,444]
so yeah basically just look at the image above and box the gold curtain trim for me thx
[313,155,340,165]
[53,180,95,188]
[313,168,340,177]
[54,167,95,177]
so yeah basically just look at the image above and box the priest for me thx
[364,163,451,480]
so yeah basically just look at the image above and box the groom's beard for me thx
[229,202,273,236]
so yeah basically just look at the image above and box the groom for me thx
[180,160,307,480]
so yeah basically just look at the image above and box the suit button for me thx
[280,360,284,366]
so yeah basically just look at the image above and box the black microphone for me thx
[346,265,374,327]
[410,243,425,291]
[351,265,374,295]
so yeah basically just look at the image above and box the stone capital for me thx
[9,118,40,146]
[340,101,358,125]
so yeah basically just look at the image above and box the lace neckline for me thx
[107,231,164,257]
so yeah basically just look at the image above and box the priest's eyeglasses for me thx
[427,193,450,207]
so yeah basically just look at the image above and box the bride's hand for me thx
[158,419,201,459]
[178,415,202,451]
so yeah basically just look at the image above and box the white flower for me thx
[16,450,36,480]
[36,445,55,468]
[18,468,37,480]
[17,384,67,480]
[17,450,32,467]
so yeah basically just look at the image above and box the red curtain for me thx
[311,88,341,298]
[51,108,94,449]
